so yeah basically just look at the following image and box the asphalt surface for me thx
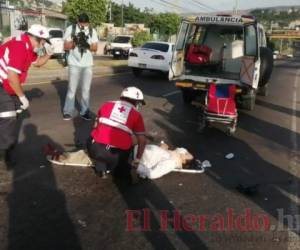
[0,58,299,250]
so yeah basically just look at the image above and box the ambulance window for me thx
[244,25,257,56]
[176,22,189,50]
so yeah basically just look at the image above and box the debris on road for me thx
[201,160,212,168]
[225,153,235,160]
[78,219,87,228]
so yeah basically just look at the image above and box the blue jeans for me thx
[63,65,92,116]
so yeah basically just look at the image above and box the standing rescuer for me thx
[0,24,54,166]
[87,87,147,181]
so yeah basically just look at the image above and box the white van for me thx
[48,28,64,58]
[169,15,274,110]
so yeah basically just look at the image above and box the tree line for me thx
[63,0,180,37]
[250,8,300,29]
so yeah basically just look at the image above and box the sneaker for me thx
[80,111,92,121]
[63,114,72,120]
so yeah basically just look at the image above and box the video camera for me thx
[72,26,90,57]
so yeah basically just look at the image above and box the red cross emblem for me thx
[118,106,126,113]
[39,30,44,36]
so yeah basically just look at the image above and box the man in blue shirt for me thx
[63,13,99,121]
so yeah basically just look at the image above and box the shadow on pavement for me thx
[51,79,68,114]
[72,116,94,149]
[7,124,82,250]
[114,178,208,250]
[238,112,300,149]
[152,92,300,237]
[256,99,300,119]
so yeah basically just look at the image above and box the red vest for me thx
[91,100,145,150]
[0,34,37,95]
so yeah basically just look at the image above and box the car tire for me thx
[240,90,256,111]
[132,68,142,77]
[257,84,269,96]
[259,47,274,87]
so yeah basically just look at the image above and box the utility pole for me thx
[121,0,124,27]
[109,0,112,23]
[234,0,239,15]
[41,0,45,25]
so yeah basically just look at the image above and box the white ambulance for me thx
[169,14,273,110]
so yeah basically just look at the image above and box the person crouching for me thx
[87,87,147,182]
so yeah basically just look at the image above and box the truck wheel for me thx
[241,90,256,111]
[132,68,142,77]
[259,47,274,87]
[257,84,269,96]
[181,88,196,104]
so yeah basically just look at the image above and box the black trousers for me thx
[86,138,132,178]
[0,87,18,151]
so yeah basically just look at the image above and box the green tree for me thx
[109,2,122,26]
[148,13,180,36]
[123,3,144,24]
[108,2,151,26]
[132,31,153,47]
[63,0,108,26]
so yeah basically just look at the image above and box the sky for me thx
[111,0,300,13]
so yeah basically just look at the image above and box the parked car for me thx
[128,41,174,77]
[170,14,274,110]
[106,35,133,59]
[48,28,64,58]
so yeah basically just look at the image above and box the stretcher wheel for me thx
[227,119,237,136]
[227,126,236,136]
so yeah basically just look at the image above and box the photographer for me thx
[63,13,98,121]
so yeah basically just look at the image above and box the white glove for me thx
[44,43,54,56]
[19,95,29,110]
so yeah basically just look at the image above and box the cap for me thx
[27,24,51,44]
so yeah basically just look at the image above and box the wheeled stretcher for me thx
[199,83,237,135]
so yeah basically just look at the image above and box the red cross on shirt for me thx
[118,106,126,113]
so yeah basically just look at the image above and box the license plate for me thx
[139,63,147,68]
[115,51,120,55]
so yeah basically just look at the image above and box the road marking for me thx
[288,67,300,250]
[26,71,131,86]
[162,90,181,97]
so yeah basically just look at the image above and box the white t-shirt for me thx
[64,24,99,67]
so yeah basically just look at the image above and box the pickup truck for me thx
[105,35,133,59]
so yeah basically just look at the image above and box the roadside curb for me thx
[27,65,130,85]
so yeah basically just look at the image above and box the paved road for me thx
[0,58,299,250]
